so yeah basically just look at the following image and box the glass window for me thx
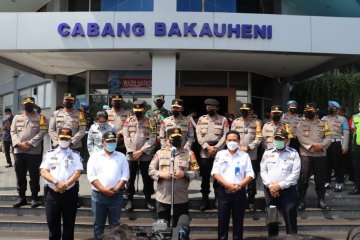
[90,71,108,95]
[177,71,227,87]
[69,0,90,11]
[101,0,153,11]
[69,72,87,96]
[89,95,109,118]
[178,0,236,13]
[34,85,45,108]
[3,93,13,113]
[229,72,248,90]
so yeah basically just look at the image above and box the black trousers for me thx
[156,201,189,227]
[3,141,12,165]
[289,138,300,153]
[352,145,360,189]
[217,185,246,240]
[45,186,78,240]
[247,158,260,204]
[199,157,218,196]
[298,155,327,200]
[14,153,42,197]
[126,160,154,197]
[264,186,298,236]
[326,142,344,183]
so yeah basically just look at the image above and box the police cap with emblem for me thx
[274,129,289,139]
[102,131,117,142]
[304,103,317,112]
[63,93,75,100]
[204,98,219,106]
[167,128,182,138]
[171,99,183,107]
[111,95,123,101]
[58,128,72,139]
[328,101,340,109]
[23,97,35,104]
[154,94,165,101]
[271,105,282,113]
[133,100,145,112]
[240,103,253,110]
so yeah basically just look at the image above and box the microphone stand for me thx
[170,147,176,228]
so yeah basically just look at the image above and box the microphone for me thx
[170,146,177,157]
[172,214,190,240]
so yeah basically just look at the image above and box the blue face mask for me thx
[274,140,286,150]
[105,142,117,152]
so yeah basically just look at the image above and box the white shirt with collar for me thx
[260,146,301,189]
[211,149,254,184]
[40,147,83,190]
[87,150,129,191]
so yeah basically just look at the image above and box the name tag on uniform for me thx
[51,164,56,170]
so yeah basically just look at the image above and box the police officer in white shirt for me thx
[40,128,83,240]
[87,131,130,240]
[260,129,301,237]
[211,130,254,240]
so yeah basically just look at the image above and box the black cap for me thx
[240,103,252,110]
[271,105,282,113]
[204,98,219,106]
[274,129,288,139]
[58,128,72,139]
[171,99,183,107]
[63,93,75,100]
[102,131,117,142]
[111,95,123,101]
[133,100,145,112]
[167,128,182,137]
[23,97,35,104]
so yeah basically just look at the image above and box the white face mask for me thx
[59,140,71,149]
[226,141,239,151]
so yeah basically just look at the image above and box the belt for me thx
[46,185,75,193]
[331,138,342,142]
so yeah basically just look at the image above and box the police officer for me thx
[80,101,93,172]
[123,100,156,212]
[40,128,83,240]
[87,111,116,155]
[262,105,293,150]
[282,100,301,152]
[106,95,129,153]
[297,103,332,210]
[10,97,48,208]
[322,101,349,192]
[196,98,229,211]
[231,103,262,212]
[211,130,254,240]
[149,127,199,227]
[349,100,360,195]
[159,99,194,150]
[49,93,86,151]
[260,129,300,237]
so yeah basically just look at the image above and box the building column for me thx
[12,75,19,114]
[151,53,176,109]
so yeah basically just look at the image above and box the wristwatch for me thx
[236,184,242,191]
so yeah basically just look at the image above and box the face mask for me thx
[207,109,216,116]
[226,141,239,151]
[24,104,34,113]
[113,102,121,109]
[135,112,143,119]
[274,140,286,150]
[171,137,182,148]
[64,101,73,109]
[328,108,336,115]
[59,140,70,149]
[289,108,297,113]
[172,110,180,117]
[155,101,164,109]
[272,114,281,122]
[105,142,117,152]
[305,112,315,120]
[240,110,249,118]
[98,122,106,128]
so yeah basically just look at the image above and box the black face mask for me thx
[155,101,164,109]
[305,112,315,119]
[289,108,297,113]
[135,112,143,119]
[64,101,73,109]
[240,110,249,118]
[172,110,181,117]
[272,114,281,122]
[171,137,182,148]
[207,109,216,116]
[328,108,336,115]
[24,104,34,113]
[113,102,121,109]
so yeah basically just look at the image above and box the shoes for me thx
[248,203,256,212]
[334,183,343,192]
[5,164,12,168]
[298,200,305,211]
[199,198,209,212]
[324,182,331,189]
[348,188,360,195]
[31,199,41,208]
[318,199,330,211]
[145,201,155,212]
[13,198,27,208]
[125,200,134,212]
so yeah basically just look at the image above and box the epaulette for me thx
[265,147,276,152]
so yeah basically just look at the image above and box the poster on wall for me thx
[108,70,152,95]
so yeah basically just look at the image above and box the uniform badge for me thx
[51,164,56,170]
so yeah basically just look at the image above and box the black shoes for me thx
[248,203,256,212]
[199,198,209,212]
[348,188,360,195]
[125,200,134,212]
[31,199,41,208]
[5,164,12,168]
[318,199,330,211]
[145,201,155,211]
[13,198,27,208]
[298,200,305,211]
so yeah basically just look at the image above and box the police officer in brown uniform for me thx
[262,105,293,150]
[282,100,301,152]
[106,95,130,153]
[11,97,48,208]
[49,93,86,151]
[297,103,332,211]
[149,127,199,227]
[231,103,262,212]
[196,98,229,211]
[159,99,194,150]
[123,100,156,212]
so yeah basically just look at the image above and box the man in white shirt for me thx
[211,130,254,240]
[87,131,129,240]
